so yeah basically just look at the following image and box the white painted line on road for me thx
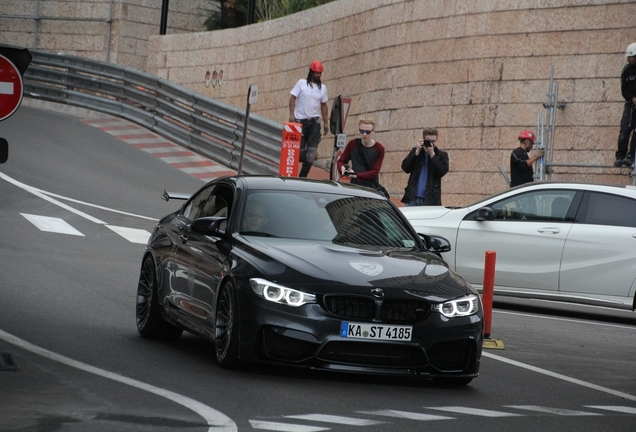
[504,405,601,416]
[249,420,329,432]
[0,171,156,221]
[106,225,151,244]
[21,214,84,236]
[357,409,454,421]
[0,329,237,432]
[284,414,384,426]
[426,406,522,417]
[1,171,106,224]
[585,406,636,415]
[483,352,636,402]
[161,155,209,164]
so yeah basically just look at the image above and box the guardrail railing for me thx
[17,47,282,175]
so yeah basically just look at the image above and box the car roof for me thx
[234,175,383,197]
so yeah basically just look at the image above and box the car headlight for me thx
[433,294,480,318]
[250,278,316,307]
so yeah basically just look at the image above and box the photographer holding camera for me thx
[400,127,449,206]
[337,117,386,193]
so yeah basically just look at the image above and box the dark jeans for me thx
[297,118,321,177]
[616,102,636,160]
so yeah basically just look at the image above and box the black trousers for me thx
[616,102,636,159]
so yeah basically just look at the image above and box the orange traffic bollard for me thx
[482,250,496,338]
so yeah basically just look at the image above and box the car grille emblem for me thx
[349,260,383,276]
[371,288,384,298]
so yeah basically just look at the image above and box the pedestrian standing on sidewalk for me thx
[289,61,329,177]
[400,128,449,206]
[614,43,636,168]
[510,130,544,187]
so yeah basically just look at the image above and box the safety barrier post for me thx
[482,250,496,338]
[279,122,302,177]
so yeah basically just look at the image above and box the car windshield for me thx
[240,191,419,249]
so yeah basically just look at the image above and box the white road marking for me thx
[358,409,454,421]
[21,214,84,236]
[1,171,156,221]
[1,172,106,224]
[106,225,151,244]
[284,414,384,426]
[504,405,601,416]
[0,329,236,432]
[585,406,636,414]
[426,406,522,417]
[483,352,636,402]
[249,420,329,431]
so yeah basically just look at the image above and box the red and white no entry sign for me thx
[0,54,24,122]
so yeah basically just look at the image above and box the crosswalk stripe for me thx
[426,406,522,417]
[357,409,454,421]
[21,214,84,236]
[105,225,151,244]
[249,420,329,432]
[505,405,601,416]
[585,406,636,415]
[284,414,384,426]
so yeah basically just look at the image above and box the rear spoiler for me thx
[162,189,191,201]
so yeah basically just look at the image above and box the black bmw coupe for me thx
[136,176,483,384]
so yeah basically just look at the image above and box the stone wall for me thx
[147,0,636,205]
[0,0,211,71]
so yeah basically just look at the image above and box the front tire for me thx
[215,280,239,368]
[136,255,183,340]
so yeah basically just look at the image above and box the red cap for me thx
[309,61,323,73]
[518,130,536,143]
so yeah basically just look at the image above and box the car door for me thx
[173,185,234,334]
[453,189,578,291]
[559,191,636,301]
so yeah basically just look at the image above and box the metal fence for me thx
[19,47,283,175]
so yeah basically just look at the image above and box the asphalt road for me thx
[1,105,635,432]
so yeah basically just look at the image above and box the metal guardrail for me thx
[18,47,282,175]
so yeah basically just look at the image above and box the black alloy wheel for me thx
[136,255,183,340]
[215,280,239,368]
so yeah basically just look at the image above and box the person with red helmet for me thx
[510,130,544,187]
[289,61,329,177]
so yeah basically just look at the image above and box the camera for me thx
[342,165,352,177]
[423,139,432,148]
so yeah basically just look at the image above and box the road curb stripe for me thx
[81,117,236,181]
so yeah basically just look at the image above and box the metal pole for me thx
[238,92,252,175]
[160,0,169,35]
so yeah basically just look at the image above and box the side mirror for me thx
[190,216,226,236]
[0,138,8,164]
[419,233,452,255]
[475,207,494,221]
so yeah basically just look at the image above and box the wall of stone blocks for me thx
[0,0,211,70]
[146,0,636,206]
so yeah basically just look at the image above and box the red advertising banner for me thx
[279,122,302,177]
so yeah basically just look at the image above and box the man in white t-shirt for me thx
[289,61,329,177]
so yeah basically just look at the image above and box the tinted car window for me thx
[582,192,636,228]
[490,190,576,221]
[241,191,418,248]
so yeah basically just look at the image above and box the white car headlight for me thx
[434,294,480,318]
[250,278,316,307]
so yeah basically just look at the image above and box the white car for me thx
[401,182,636,311]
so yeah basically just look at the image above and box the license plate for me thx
[340,322,412,341]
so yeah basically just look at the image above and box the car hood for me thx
[237,237,472,302]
